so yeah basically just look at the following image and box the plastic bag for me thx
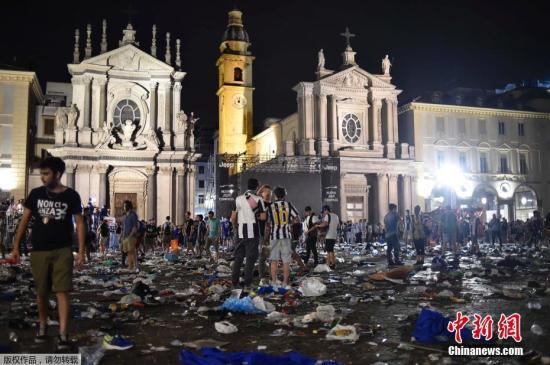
[313,264,332,273]
[119,293,142,305]
[221,296,265,314]
[299,277,327,297]
[179,347,343,365]
[79,345,105,365]
[315,305,336,323]
[252,296,275,313]
[215,321,238,334]
[326,325,359,342]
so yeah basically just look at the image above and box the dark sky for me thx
[2,0,550,136]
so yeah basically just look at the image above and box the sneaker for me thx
[102,334,134,350]
[56,335,71,351]
[35,327,48,343]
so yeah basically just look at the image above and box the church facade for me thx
[49,21,199,224]
[216,11,419,223]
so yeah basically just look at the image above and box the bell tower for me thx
[217,9,254,155]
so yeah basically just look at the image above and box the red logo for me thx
[447,312,522,343]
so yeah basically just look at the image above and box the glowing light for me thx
[435,164,474,199]
[481,197,487,205]
[417,178,435,198]
[521,196,527,205]
[0,168,16,191]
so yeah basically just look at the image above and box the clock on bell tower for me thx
[216,9,254,155]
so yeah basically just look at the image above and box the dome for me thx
[221,9,249,43]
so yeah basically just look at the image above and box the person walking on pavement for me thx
[257,184,272,282]
[10,156,85,350]
[411,205,427,265]
[315,205,340,269]
[303,206,319,267]
[121,201,139,272]
[384,203,403,266]
[230,178,266,289]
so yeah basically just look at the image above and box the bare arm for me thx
[74,214,86,255]
[11,208,32,253]
[230,211,237,227]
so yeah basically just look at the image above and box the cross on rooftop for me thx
[122,1,138,23]
[340,26,355,49]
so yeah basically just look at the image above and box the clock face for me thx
[232,94,247,109]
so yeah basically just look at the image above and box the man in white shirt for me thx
[230,178,266,288]
[315,205,340,269]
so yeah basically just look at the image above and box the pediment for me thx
[81,44,174,72]
[320,66,395,90]
[456,141,472,148]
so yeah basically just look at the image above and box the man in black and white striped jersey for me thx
[230,178,266,288]
[266,186,300,288]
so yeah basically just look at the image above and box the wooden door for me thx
[114,193,137,219]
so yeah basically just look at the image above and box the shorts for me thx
[269,239,292,263]
[122,236,137,253]
[206,236,220,250]
[291,240,299,252]
[144,236,156,247]
[99,236,109,246]
[31,246,73,296]
[324,239,336,253]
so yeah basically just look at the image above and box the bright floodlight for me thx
[0,168,16,191]
[521,196,527,205]
[436,164,473,199]
[481,197,487,205]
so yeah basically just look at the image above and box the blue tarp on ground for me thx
[413,307,490,343]
[179,347,342,365]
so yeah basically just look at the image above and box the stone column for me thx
[172,81,182,126]
[149,82,158,131]
[403,175,412,213]
[328,95,338,153]
[97,165,108,208]
[79,76,93,146]
[185,164,196,214]
[315,93,329,156]
[392,99,399,146]
[376,173,388,224]
[91,78,107,145]
[299,87,315,155]
[146,166,157,221]
[159,82,172,147]
[371,98,383,151]
[385,99,396,159]
[176,167,185,225]
[388,174,399,208]
[65,164,76,189]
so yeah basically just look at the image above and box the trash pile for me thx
[0,238,549,364]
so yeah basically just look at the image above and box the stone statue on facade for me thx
[95,121,116,150]
[55,107,67,129]
[120,120,136,148]
[382,54,392,75]
[317,49,325,70]
[67,104,78,128]
[135,128,160,151]
[176,110,188,132]
[186,112,199,151]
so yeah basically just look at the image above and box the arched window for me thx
[234,67,243,82]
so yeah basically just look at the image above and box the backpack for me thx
[100,223,109,237]
[164,222,172,235]
[138,221,146,236]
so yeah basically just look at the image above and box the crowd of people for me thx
[2,155,550,350]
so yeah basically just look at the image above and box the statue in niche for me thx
[120,120,136,148]
[176,110,188,132]
[55,107,67,129]
[317,49,325,70]
[186,112,199,151]
[67,104,78,128]
[382,54,392,75]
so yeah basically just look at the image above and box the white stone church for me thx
[217,11,419,223]
[49,21,200,224]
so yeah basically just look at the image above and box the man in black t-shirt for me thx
[11,157,85,351]
[144,219,158,254]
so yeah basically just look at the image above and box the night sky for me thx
[2,0,550,138]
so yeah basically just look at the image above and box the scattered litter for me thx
[299,277,327,297]
[326,325,359,342]
[215,321,238,334]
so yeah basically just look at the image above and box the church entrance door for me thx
[114,193,137,219]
